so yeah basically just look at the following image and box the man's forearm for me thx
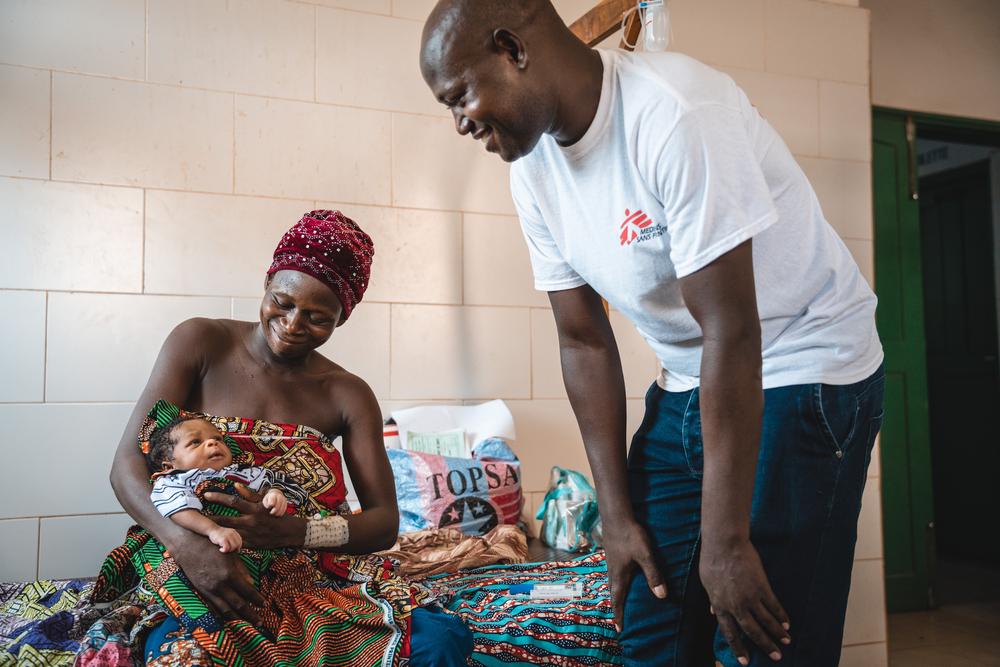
[560,340,633,520]
[698,335,763,548]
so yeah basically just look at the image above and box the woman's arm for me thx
[110,319,264,622]
[336,375,400,552]
[110,319,206,548]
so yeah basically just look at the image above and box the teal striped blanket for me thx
[425,552,622,666]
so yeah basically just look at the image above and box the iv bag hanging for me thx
[639,0,670,52]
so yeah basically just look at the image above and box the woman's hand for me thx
[205,484,307,549]
[169,531,264,624]
[603,516,667,632]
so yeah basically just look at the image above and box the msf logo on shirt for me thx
[619,208,665,246]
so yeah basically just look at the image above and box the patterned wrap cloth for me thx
[426,553,623,667]
[267,210,374,324]
[75,399,434,667]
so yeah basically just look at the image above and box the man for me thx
[420,1,884,666]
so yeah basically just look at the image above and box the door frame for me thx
[873,106,1000,611]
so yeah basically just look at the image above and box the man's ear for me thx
[493,28,528,69]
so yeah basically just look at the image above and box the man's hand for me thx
[208,526,242,553]
[169,531,264,624]
[700,539,790,664]
[262,488,289,516]
[604,517,667,632]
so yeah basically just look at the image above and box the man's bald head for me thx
[419,0,586,162]
[420,0,560,71]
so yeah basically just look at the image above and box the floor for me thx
[888,560,1000,666]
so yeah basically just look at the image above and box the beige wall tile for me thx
[0,291,45,402]
[820,81,872,162]
[724,68,819,157]
[231,299,390,400]
[844,238,875,288]
[531,309,566,400]
[392,114,515,215]
[839,643,887,666]
[799,157,874,241]
[669,0,766,70]
[843,559,887,645]
[145,191,311,297]
[0,404,132,519]
[38,514,135,580]
[0,0,144,79]
[331,205,463,304]
[610,311,660,399]
[506,399,589,493]
[391,0,436,20]
[46,293,231,402]
[0,66,49,178]
[867,0,1000,124]
[236,96,391,204]
[297,0,390,13]
[855,480,883,560]
[325,303,391,399]
[0,177,142,292]
[390,305,531,399]
[318,9,438,115]
[148,0,315,100]
[52,74,233,192]
[766,0,869,84]
[464,213,548,308]
[0,518,38,581]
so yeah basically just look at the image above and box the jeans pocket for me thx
[812,383,862,456]
[681,388,704,478]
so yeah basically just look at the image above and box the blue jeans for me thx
[620,368,884,666]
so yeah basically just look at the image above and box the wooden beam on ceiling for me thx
[569,0,637,49]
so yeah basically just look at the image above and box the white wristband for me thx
[303,514,349,548]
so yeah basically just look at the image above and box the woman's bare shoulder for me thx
[164,317,252,357]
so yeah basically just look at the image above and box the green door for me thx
[872,110,935,612]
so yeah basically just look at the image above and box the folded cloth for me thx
[379,525,528,578]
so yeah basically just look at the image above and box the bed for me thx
[1,540,621,666]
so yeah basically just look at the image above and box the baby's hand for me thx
[208,526,242,553]
[262,488,288,516]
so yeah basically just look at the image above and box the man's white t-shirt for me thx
[510,49,883,391]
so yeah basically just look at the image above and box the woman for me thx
[108,210,471,666]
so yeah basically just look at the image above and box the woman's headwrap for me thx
[267,210,374,324]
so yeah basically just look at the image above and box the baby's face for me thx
[167,420,233,471]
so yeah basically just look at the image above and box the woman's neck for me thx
[244,323,312,373]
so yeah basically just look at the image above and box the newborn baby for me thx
[147,415,307,552]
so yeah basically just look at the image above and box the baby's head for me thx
[147,416,233,472]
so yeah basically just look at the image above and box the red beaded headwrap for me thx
[267,210,374,324]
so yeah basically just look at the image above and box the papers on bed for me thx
[391,400,516,456]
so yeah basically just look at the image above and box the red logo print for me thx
[619,209,655,246]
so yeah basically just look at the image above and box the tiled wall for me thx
[862,0,1000,123]
[0,0,884,663]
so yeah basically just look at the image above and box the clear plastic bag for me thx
[535,466,602,552]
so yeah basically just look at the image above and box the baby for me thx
[147,415,307,553]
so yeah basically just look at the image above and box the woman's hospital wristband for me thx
[303,513,349,548]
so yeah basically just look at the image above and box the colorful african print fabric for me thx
[77,399,433,667]
[425,552,623,666]
[0,579,101,666]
